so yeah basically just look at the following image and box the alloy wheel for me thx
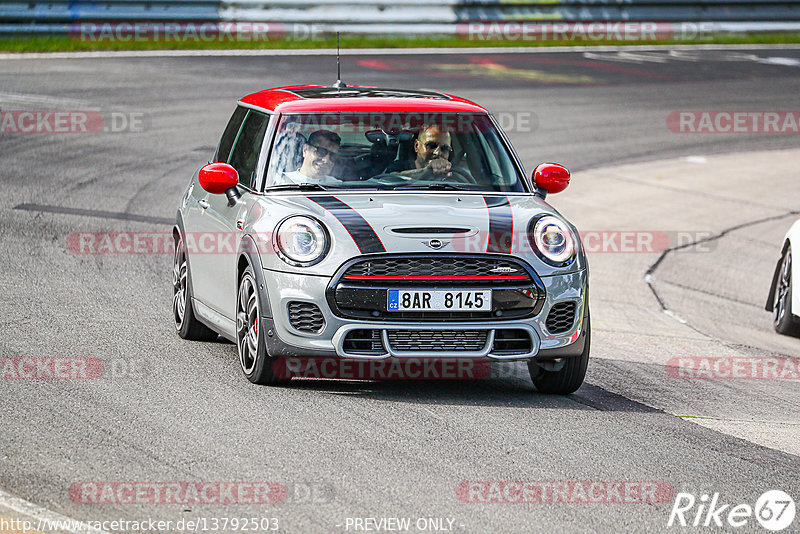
[237,274,260,375]
[172,241,187,330]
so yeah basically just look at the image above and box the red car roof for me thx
[239,85,488,114]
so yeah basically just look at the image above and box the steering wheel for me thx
[418,166,477,184]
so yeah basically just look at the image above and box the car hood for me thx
[251,192,585,277]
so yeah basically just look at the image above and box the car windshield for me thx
[263,112,526,192]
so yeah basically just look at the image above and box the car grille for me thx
[328,254,546,321]
[386,330,488,352]
[342,257,531,280]
[546,302,576,334]
[339,328,535,357]
[288,301,325,333]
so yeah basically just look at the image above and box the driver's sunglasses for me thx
[424,141,452,153]
[308,143,338,159]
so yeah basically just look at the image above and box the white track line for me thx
[0,488,110,534]
[1,43,800,60]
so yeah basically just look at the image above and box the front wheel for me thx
[236,266,287,384]
[528,316,590,394]
[773,247,800,336]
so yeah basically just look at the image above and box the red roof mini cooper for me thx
[173,85,590,394]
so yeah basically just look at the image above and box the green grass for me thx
[1,32,800,53]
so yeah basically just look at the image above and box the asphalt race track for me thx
[1,46,799,533]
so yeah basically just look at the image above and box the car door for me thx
[183,106,246,310]
[191,108,272,320]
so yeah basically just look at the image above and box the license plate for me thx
[387,289,491,312]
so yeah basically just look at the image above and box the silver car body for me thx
[175,87,588,365]
[180,188,588,359]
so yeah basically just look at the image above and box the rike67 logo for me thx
[668,490,796,531]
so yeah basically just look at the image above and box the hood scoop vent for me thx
[390,227,471,235]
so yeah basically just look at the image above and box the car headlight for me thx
[274,216,329,266]
[529,215,575,265]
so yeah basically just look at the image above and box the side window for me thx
[215,107,247,163]
[227,110,270,188]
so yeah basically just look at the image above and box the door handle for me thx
[198,199,210,209]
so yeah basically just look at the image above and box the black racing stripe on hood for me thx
[309,195,386,254]
[483,195,513,254]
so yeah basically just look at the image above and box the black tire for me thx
[773,247,800,336]
[173,234,218,341]
[236,265,287,385]
[528,315,590,395]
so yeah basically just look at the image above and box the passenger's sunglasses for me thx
[424,141,452,152]
[307,143,338,159]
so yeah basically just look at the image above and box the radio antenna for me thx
[333,32,347,90]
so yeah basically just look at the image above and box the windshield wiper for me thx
[391,183,473,191]
[264,183,329,192]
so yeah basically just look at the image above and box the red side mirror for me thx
[199,163,239,194]
[532,163,570,195]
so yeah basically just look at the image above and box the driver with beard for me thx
[386,124,453,178]
[281,130,342,185]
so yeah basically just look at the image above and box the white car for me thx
[767,219,800,336]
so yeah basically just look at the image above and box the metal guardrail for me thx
[220,0,800,26]
[0,1,220,23]
[455,1,800,23]
[1,0,798,35]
